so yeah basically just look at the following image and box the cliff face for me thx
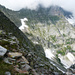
[0,11,64,74]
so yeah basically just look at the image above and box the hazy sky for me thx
[0,0,75,17]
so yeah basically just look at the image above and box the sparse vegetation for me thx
[0,40,10,46]
[57,46,73,56]
[0,58,15,75]
[66,38,75,44]
[0,30,2,34]
[63,34,66,37]
[50,35,57,42]
[57,50,65,56]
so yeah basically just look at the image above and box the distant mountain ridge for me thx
[0,5,73,27]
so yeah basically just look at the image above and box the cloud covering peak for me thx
[0,0,74,10]
[0,0,75,17]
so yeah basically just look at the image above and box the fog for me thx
[0,0,75,17]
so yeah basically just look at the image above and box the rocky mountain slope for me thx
[0,4,75,75]
[0,10,65,75]
[17,6,75,74]
[21,13,75,74]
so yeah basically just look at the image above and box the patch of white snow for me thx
[66,52,75,64]
[66,17,75,26]
[58,52,75,68]
[19,18,28,30]
[45,49,55,59]
[33,41,39,44]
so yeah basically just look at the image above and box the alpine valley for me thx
[0,4,75,75]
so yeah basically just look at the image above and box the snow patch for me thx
[19,18,28,30]
[33,41,39,44]
[66,53,75,64]
[70,32,75,38]
[45,49,55,59]
[58,52,75,68]
[66,17,75,26]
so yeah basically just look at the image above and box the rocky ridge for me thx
[0,29,38,75]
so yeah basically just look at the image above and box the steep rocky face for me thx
[20,13,75,74]
[0,11,64,74]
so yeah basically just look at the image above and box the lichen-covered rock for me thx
[22,56,29,64]
[8,52,22,58]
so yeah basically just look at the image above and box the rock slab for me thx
[8,52,22,58]
[0,45,7,56]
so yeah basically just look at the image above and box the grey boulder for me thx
[0,45,7,56]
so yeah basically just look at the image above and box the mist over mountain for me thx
[0,4,73,27]
[0,0,75,20]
